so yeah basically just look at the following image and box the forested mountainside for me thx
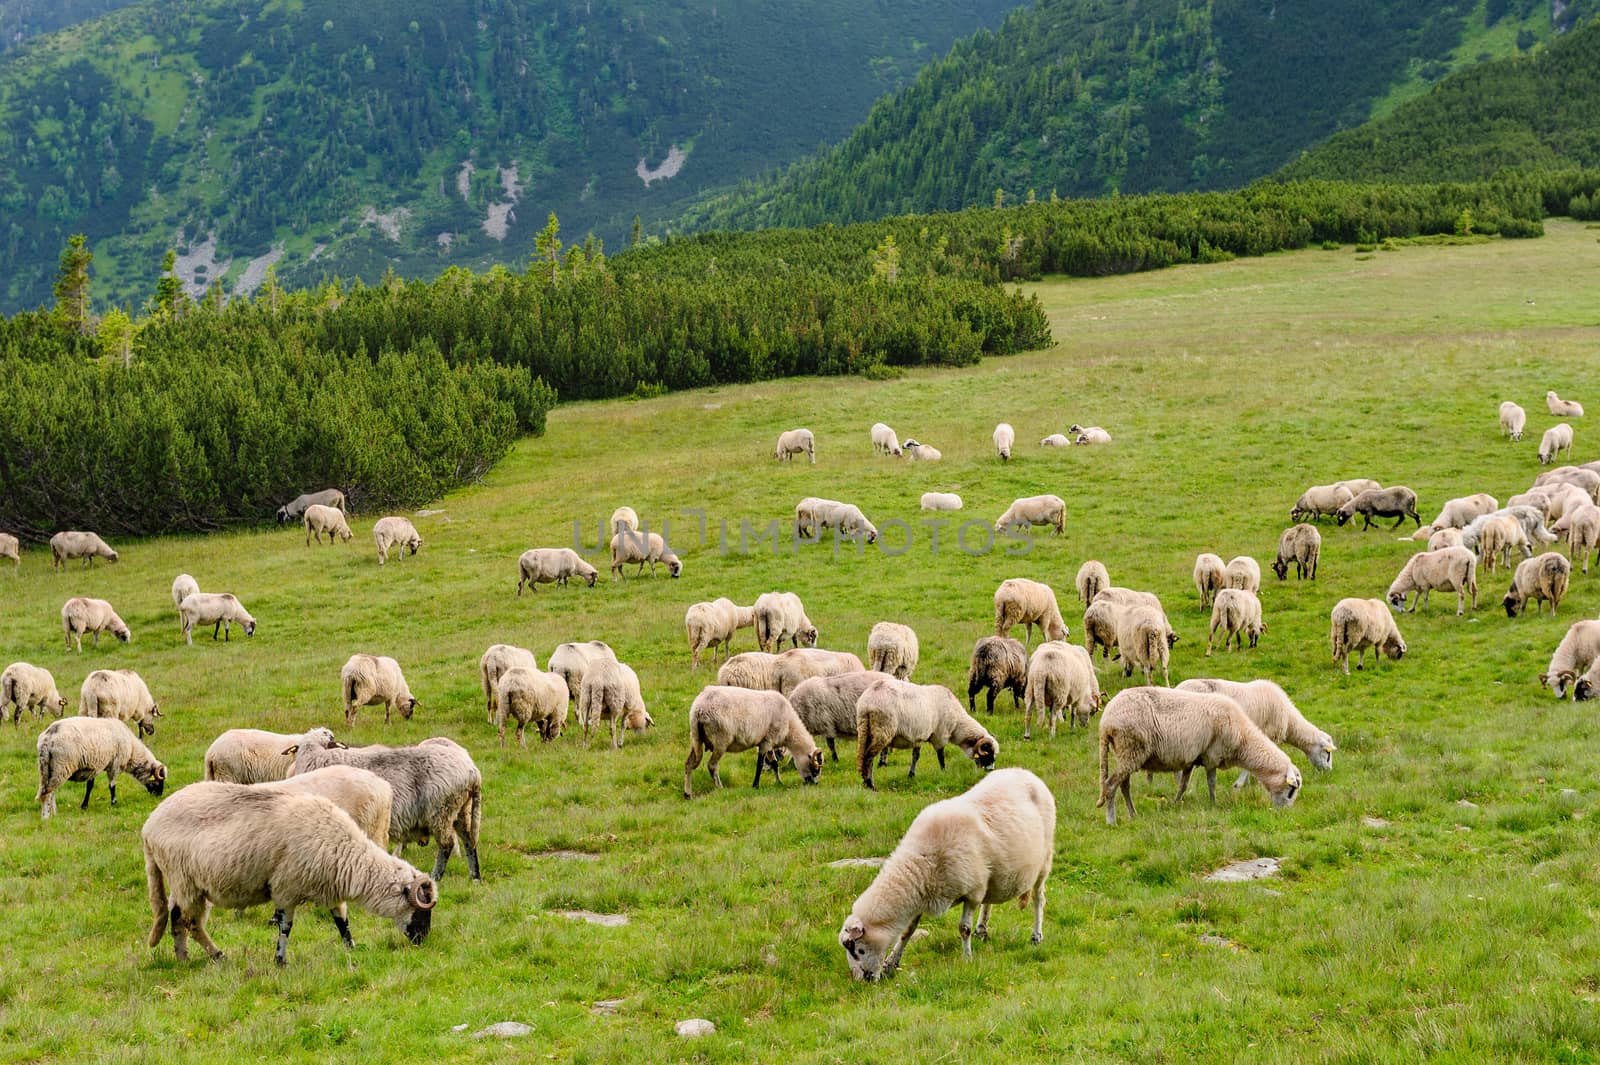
[0,0,138,51]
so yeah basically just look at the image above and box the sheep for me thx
[259,765,394,848]
[967,636,1028,714]
[1290,484,1356,523]
[794,496,841,538]
[902,439,942,461]
[1022,641,1100,738]
[36,716,166,818]
[1543,620,1600,698]
[775,428,816,463]
[1094,586,1167,613]
[817,502,879,544]
[1534,466,1600,502]
[286,727,482,881]
[340,654,417,726]
[1193,553,1227,608]
[686,598,756,669]
[61,596,130,653]
[1224,556,1261,593]
[683,686,823,798]
[493,666,569,746]
[171,574,200,614]
[1090,589,1179,665]
[1461,506,1558,551]
[303,504,353,545]
[480,643,539,722]
[548,641,618,702]
[49,530,118,570]
[1539,423,1575,465]
[1477,514,1531,573]
[867,622,919,680]
[717,651,783,691]
[1507,488,1552,512]
[1541,483,1593,525]
[920,492,963,511]
[1336,486,1421,529]
[203,728,313,783]
[1272,524,1322,580]
[1206,588,1265,655]
[1387,545,1479,615]
[838,768,1054,980]
[577,659,653,748]
[1561,504,1600,573]
[994,495,1065,536]
[773,648,865,695]
[1330,598,1407,674]
[855,678,998,789]
[609,529,682,579]
[1039,433,1071,447]
[276,489,345,524]
[993,578,1069,645]
[1500,400,1527,441]
[753,591,818,652]
[141,783,436,964]
[1504,552,1570,617]
[1430,493,1499,530]
[789,671,894,761]
[1116,605,1174,686]
[373,516,422,565]
[178,592,257,645]
[993,422,1015,461]
[1082,599,1121,663]
[1076,560,1110,605]
[1174,678,1336,788]
[2,662,67,725]
[1096,687,1302,824]
[609,506,639,536]
[1428,527,1465,550]
[1070,424,1112,444]
[871,423,903,457]
[0,532,18,570]
[1548,390,1585,417]
[1333,478,1383,496]
[517,547,599,593]
[80,668,161,736]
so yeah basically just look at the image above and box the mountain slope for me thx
[0,1,139,51]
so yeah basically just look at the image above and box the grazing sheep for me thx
[1206,588,1265,655]
[1224,556,1261,593]
[1539,424,1575,465]
[1175,678,1336,786]
[578,659,653,748]
[1094,586,1166,613]
[1336,486,1421,529]
[794,496,840,538]
[1330,598,1407,674]
[1040,433,1071,447]
[1076,560,1110,605]
[171,574,200,613]
[1500,401,1527,441]
[1427,527,1465,550]
[0,532,18,570]
[1543,620,1600,698]
[993,422,1015,461]
[1561,504,1600,573]
[867,622,919,680]
[203,728,311,783]
[80,668,161,736]
[1534,466,1600,502]
[686,598,756,669]
[259,765,394,849]
[1547,391,1584,417]
[1070,424,1112,444]
[287,728,482,881]
[902,439,942,462]
[494,666,569,746]
[1023,641,1100,738]
[547,640,619,702]
[717,651,782,691]
[775,428,816,463]
[480,643,539,722]
[141,783,435,963]
[1504,552,1570,617]
[871,423,903,457]
[2,662,67,725]
[1333,478,1383,496]
[1082,599,1121,663]
[36,716,166,818]
[753,591,818,652]
[1116,605,1174,686]
[373,516,422,565]
[1193,552,1227,608]
[789,671,894,761]
[609,506,639,536]
[303,504,353,545]
[994,495,1065,536]
[774,648,866,695]
[1462,506,1558,551]
[1430,494,1499,530]
[1477,514,1531,573]
[1507,488,1552,513]
[993,578,1069,645]
[1272,524,1322,580]
[609,529,682,579]
[856,678,999,788]
[1558,628,1600,700]
[517,547,599,593]
[683,686,823,798]
[49,530,118,570]
[61,597,130,653]
[1096,687,1302,824]
[340,654,417,726]
[819,502,879,544]
[1290,484,1356,523]
[920,492,963,511]
[1541,483,1593,525]
[838,768,1054,979]
[178,592,257,645]
[1387,545,1479,615]
[276,489,345,524]
[967,636,1028,714]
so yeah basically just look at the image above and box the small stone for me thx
[1561,789,1580,800]
[676,1019,716,1038]
[1361,816,1390,828]
[415,508,445,517]
[473,1022,533,1039]
[592,999,626,1015]
[1198,934,1241,951]
[537,850,602,862]
[451,1024,469,1033]
[1204,857,1281,882]
[828,857,886,868]
[1456,799,1479,809]
[1255,887,1284,898]
[702,403,722,410]
[553,910,628,927]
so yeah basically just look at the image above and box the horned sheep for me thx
[1499,400,1527,441]
[1193,553,1227,608]
[994,495,1065,536]
[1206,588,1265,655]
[517,547,599,593]
[1075,560,1110,605]
[686,598,756,669]
[683,686,823,798]
[50,530,117,569]
[340,654,417,726]
[867,622,919,679]
[993,578,1069,645]
[993,422,1015,461]
[494,666,570,746]
[1504,552,1570,617]
[373,516,423,565]
[480,643,539,722]
[788,670,894,762]
[303,504,353,545]
[1330,598,1407,674]
[753,591,818,652]
[61,596,130,652]
[967,636,1028,714]
[276,489,345,524]
[1022,641,1100,738]
[36,716,166,818]
[80,668,161,736]
[577,659,653,748]
[1272,524,1321,580]
[775,428,816,463]
[2,662,67,725]
[179,592,257,645]
[856,678,998,789]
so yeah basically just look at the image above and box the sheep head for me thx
[1272,558,1289,580]
[839,914,890,982]
[1267,764,1303,808]
[1309,736,1336,771]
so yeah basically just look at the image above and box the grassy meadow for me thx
[5,221,1600,1063]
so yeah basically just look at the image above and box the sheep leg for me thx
[1205,768,1217,803]
[878,749,890,767]
[460,823,481,881]
[274,905,296,966]
[517,724,526,748]
[169,904,189,960]
[908,746,922,778]
[331,908,353,949]
[1391,514,1405,529]
[190,902,223,961]
[708,751,725,789]
[212,620,221,640]
[683,743,704,799]
[1234,770,1255,790]
[985,687,996,714]
[883,914,920,976]
[1120,777,1136,821]
[612,714,624,750]
[975,904,991,940]
[1174,767,1193,803]
[497,723,506,747]
[752,750,765,789]
[430,837,456,882]
[959,902,977,959]
[80,776,95,809]
[826,737,838,762]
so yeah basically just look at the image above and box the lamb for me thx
[774,647,866,695]
[609,529,683,579]
[993,422,1015,461]
[2,662,67,725]
[80,668,161,736]
[1427,527,1465,550]
[1386,545,1479,615]
[1290,484,1355,523]
[49,530,118,569]
[856,678,999,788]
[1547,390,1584,417]
[546,640,617,702]
[1561,503,1600,573]
[967,636,1028,714]
[775,427,816,463]
[1503,552,1570,617]
[789,670,894,761]
[1542,620,1600,698]
[577,659,653,747]
[493,666,570,746]
[178,592,257,645]
[1022,641,1100,738]
[1193,553,1227,608]
[141,783,436,964]
[1539,423,1575,465]
[753,591,818,652]
[686,598,756,669]
[171,574,200,613]
[480,643,539,722]
[1116,605,1174,686]
[1082,599,1121,663]
[902,439,942,461]
[609,506,639,536]
[287,727,482,881]
[276,488,345,524]
[871,423,903,457]
[1477,513,1531,573]
[1272,524,1321,580]
[867,622,919,679]
[0,532,18,570]
[203,728,314,783]
[1499,400,1527,440]
[838,768,1054,980]
[517,547,599,593]
[717,651,783,691]
[682,686,823,798]
[61,596,130,652]
[373,516,422,565]
[1329,598,1407,674]
[36,716,166,818]
[993,578,1069,645]
[920,492,963,511]
[1206,588,1265,655]
[1224,556,1261,593]
[303,504,353,545]
[993,495,1065,536]
[1076,560,1110,605]
[1336,486,1421,529]
[1175,678,1336,787]
[340,654,418,726]
[1039,433,1071,447]
[1430,493,1499,530]
[1096,687,1302,824]
[1070,424,1112,444]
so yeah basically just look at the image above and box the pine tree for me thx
[97,307,138,367]
[52,234,93,335]
[533,212,563,282]
[151,249,185,317]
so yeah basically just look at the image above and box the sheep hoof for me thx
[1031,932,1043,945]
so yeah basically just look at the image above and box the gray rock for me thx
[1204,857,1281,882]
[1456,799,1479,809]
[676,1019,716,1038]
[1361,816,1390,828]
[592,999,626,1015]
[537,850,602,862]
[553,909,628,927]
[1198,934,1240,951]
[473,1022,533,1039]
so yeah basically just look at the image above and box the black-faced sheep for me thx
[1504,552,1569,617]
[1272,524,1321,580]
[178,592,257,645]
[1206,588,1265,655]
[1336,487,1421,529]
[1386,545,1478,615]
[80,668,161,736]
[276,489,345,524]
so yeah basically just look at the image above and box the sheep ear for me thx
[840,915,866,944]
[280,744,299,757]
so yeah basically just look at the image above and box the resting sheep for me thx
[683,686,823,798]
[1477,514,1531,573]
[1022,641,1100,738]
[547,640,618,703]
[1500,401,1527,441]
[340,654,417,726]
[1290,484,1355,523]
[1504,552,1570,617]
[1539,423,1574,465]
[480,643,539,722]
[276,489,345,524]
[1386,545,1479,615]
[1070,425,1112,445]
[1206,588,1264,655]
[1193,553,1227,608]
[303,504,353,545]
[1547,391,1584,417]
[204,728,316,784]
[2,662,67,725]
[775,428,816,463]
[920,492,963,511]
[993,423,1015,461]
[1175,678,1336,787]
[856,678,998,789]
[1543,620,1600,698]
[610,529,682,579]
[871,423,903,457]
[373,516,422,565]
[789,671,894,761]
[1075,560,1110,605]
[1336,487,1421,529]
[1330,598,1407,674]
[80,668,161,736]
[171,574,200,613]
[577,659,653,748]
[36,716,166,818]
[178,592,257,645]
[993,578,1069,645]
[967,636,1028,714]
[686,598,756,669]
[1039,433,1070,447]
[61,597,130,653]
[50,530,118,569]
[517,547,599,593]
[867,622,919,679]
[902,439,942,462]
[753,591,818,652]
[493,666,569,746]
[994,495,1065,536]
[1272,524,1321,580]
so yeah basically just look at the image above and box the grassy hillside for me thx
[4,222,1600,1060]
[0,0,138,50]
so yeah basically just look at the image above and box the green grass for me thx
[5,222,1600,1062]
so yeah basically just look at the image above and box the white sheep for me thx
[257,765,394,850]
[494,666,570,746]
[49,530,118,569]
[993,422,1015,461]
[753,591,818,652]
[1175,678,1336,787]
[1070,424,1112,444]
[577,659,653,748]
[204,728,315,783]
[1081,599,1121,663]
[1539,423,1574,465]
[610,506,639,536]
[1503,552,1570,617]
[788,670,894,762]
[1076,560,1110,605]
[0,532,18,570]
[1387,545,1478,615]
[340,654,417,726]
[80,668,161,736]
[1543,620,1600,698]
[811,501,878,544]
[1461,506,1558,551]
[686,598,756,669]
[867,622,919,679]
[871,423,903,457]
[1116,605,1174,686]
[1561,503,1600,573]
[793,496,841,538]
[480,643,539,722]
[1224,555,1261,593]
[1477,513,1531,573]
[919,492,963,511]
[548,640,618,702]
[36,716,167,818]
[178,592,257,645]
[171,574,200,614]
[1427,527,1465,550]
[276,489,345,523]
[303,504,353,545]
[902,439,942,461]
[1547,391,1585,417]
[610,529,683,579]
[373,516,423,565]
[993,578,1069,645]
[61,597,131,652]
[967,636,1028,714]
[682,686,823,798]
[1430,494,1499,530]
[855,678,998,789]
[994,495,1065,536]
[1272,524,1321,580]
[1329,598,1407,674]
[1540,483,1592,524]
[1535,465,1600,502]
[1333,478,1383,496]
[2,662,67,725]
[838,768,1054,980]
[775,427,816,463]
[517,547,600,593]
[774,648,866,695]
[1193,552,1227,608]
[1040,433,1071,447]
[1290,484,1355,523]
[1499,400,1527,441]
[716,651,783,691]
[1022,641,1100,738]
[1206,588,1265,655]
